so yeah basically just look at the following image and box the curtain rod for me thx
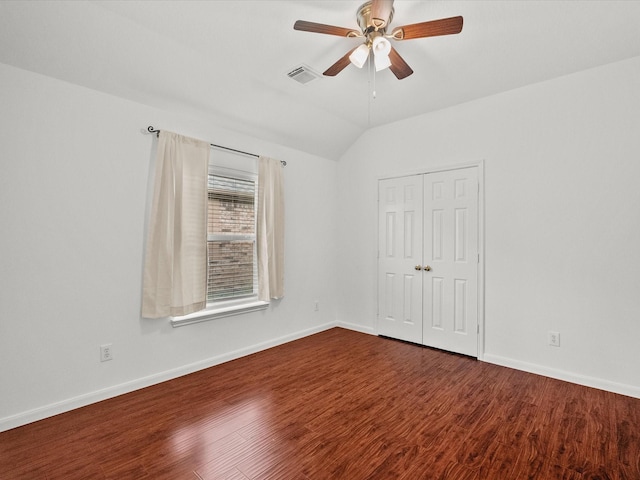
[146,126,286,167]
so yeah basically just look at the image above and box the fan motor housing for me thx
[356,1,395,34]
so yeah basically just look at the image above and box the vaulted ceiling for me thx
[2,1,640,160]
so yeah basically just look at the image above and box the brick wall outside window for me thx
[207,179,256,301]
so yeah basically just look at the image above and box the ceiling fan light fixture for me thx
[374,52,392,71]
[349,43,370,68]
[372,36,392,71]
[372,36,391,56]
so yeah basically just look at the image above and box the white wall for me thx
[0,62,339,431]
[3,53,639,433]
[336,55,640,397]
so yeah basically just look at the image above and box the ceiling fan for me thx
[294,0,463,80]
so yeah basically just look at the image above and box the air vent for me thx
[287,65,320,84]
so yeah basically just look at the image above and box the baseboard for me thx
[483,353,640,399]
[0,322,337,433]
[336,320,376,336]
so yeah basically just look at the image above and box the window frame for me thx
[171,160,268,327]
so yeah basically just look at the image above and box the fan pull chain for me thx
[367,53,372,126]
[372,54,377,100]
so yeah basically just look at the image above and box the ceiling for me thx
[1,0,640,160]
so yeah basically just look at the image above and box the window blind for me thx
[207,175,258,302]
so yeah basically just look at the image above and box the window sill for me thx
[171,299,269,327]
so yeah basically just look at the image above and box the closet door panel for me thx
[423,168,479,357]
[377,176,423,344]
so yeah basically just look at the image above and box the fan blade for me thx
[391,16,463,40]
[294,20,361,37]
[371,0,394,29]
[323,47,359,76]
[388,47,413,79]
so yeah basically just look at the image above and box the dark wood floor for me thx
[1,328,639,479]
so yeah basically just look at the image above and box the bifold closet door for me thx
[377,175,424,344]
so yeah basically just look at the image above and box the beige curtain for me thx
[257,156,285,301]
[142,131,210,318]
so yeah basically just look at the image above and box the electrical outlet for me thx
[548,331,560,347]
[100,344,113,362]
[314,300,320,311]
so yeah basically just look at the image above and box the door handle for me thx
[423,265,432,271]
[414,265,422,271]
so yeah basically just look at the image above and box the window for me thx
[171,155,268,327]
[207,174,257,302]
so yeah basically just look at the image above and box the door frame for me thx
[377,160,485,360]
